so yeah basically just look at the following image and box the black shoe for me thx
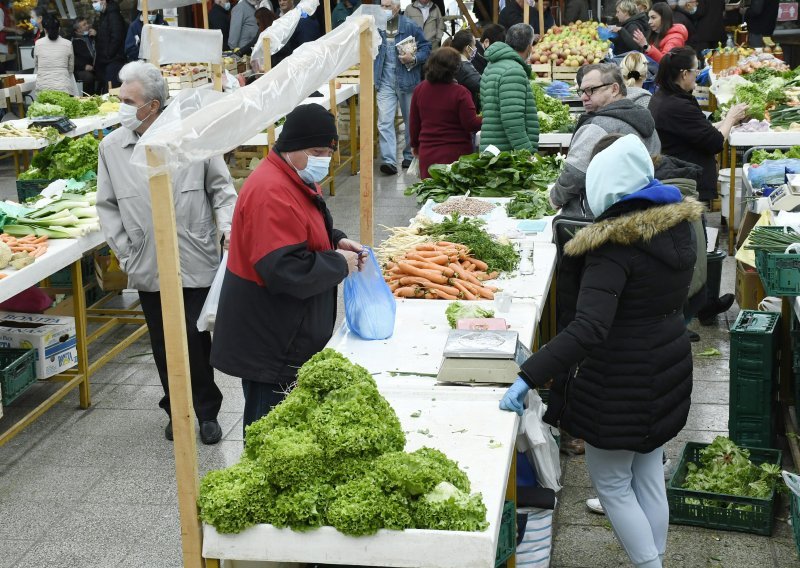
[688,330,700,342]
[380,163,398,175]
[697,293,735,325]
[165,420,173,441]
[200,419,223,445]
[401,158,412,169]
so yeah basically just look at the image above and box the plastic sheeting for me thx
[139,24,223,64]
[250,0,319,69]
[137,0,201,10]
[132,16,379,176]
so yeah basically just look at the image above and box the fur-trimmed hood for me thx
[564,198,705,266]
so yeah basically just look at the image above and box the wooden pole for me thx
[142,0,148,20]
[325,0,339,196]
[455,0,480,36]
[493,0,499,23]
[211,63,222,91]
[262,37,275,156]
[523,0,529,23]
[359,27,374,247]
[538,0,544,41]
[144,147,204,568]
[202,0,210,29]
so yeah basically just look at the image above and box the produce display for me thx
[749,146,800,164]
[4,191,99,239]
[0,123,59,142]
[445,302,495,329]
[18,136,99,181]
[161,63,208,77]
[0,234,49,274]
[743,226,800,252]
[404,150,563,204]
[431,197,496,216]
[384,242,499,300]
[31,90,104,119]
[198,349,488,535]
[713,61,800,123]
[717,54,789,78]
[530,21,610,67]
[681,436,781,506]
[506,190,556,220]
[531,82,574,133]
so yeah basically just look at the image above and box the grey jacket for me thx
[96,126,237,292]
[549,98,661,218]
[626,87,652,109]
[404,1,444,49]
[228,0,259,50]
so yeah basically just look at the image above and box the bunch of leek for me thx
[3,192,100,238]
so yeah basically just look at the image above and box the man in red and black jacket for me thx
[211,103,364,432]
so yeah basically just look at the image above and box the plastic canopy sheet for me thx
[327,243,557,377]
[132,17,380,176]
[250,0,319,67]
[202,383,518,568]
[139,24,223,64]
[137,0,200,10]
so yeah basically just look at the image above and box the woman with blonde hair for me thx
[621,51,651,108]
[609,0,650,55]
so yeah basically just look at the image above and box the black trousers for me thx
[138,288,223,422]
[75,70,98,95]
[241,379,293,437]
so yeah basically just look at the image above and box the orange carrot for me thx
[431,288,458,300]
[397,262,449,284]
[394,286,419,298]
[449,263,483,287]
[397,276,460,296]
[415,243,437,251]
[452,280,477,300]
[464,257,488,271]
[407,253,450,265]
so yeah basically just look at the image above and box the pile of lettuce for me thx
[713,74,791,121]
[18,136,99,181]
[531,82,574,133]
[198,349,488,535]
[750,146,800,164]
[32,90,101,118]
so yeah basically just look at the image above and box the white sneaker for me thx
[586,497,604,514]
[663,458,674,482]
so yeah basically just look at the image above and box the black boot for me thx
[697,294,735,326]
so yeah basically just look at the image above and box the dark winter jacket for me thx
[649,88,723,200]
[479,42,539,152]
[125,15,166,61]
[498,0,554,35]
[691,0,725,48]
[672,8,696,42]
[210,151,349,384]
[95,0,127,66]
[72,35,95,71]
[612,12,650,55]
[332,0,360,28]
[745,0,779,36]
[455,59,481,111]
[550,98,661,218]
[209,3,231,51]
[520,198,702,452]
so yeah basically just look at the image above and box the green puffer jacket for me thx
[479,42,539,152]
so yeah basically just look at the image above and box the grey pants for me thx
[585,443,668,568]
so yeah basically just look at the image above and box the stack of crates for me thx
[729,310,781,448]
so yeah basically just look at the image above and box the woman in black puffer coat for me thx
[501,134,701,568]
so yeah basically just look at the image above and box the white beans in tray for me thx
[432,197,496,216]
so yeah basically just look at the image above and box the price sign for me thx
[777,2,798,21]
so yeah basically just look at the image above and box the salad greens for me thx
[750,146,800,164]
[198,349,488,535]
[35,90,101,118]
[404,150,563,204]
[506,190,556,220]
[18,136,99,181]
[531,82,574,133]
[445,301,495,328]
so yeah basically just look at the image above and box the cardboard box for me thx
[95,251,127,292]
[0,312,77,379]
[735,260,766,310]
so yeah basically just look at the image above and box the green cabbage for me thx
[412,482,489,532]
[445,301,495,329]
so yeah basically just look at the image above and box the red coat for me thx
[645,24,689,63]
[409,80,483,179]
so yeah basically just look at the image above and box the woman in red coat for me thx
[632,2,688,63]
[409,47,482,179]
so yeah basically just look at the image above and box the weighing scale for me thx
[437,329,532,385]
[30,116,77,134]
[772,176,800,211]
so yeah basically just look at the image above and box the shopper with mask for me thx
[124,10,166,61]
[451,29,481,110]
[29,8,44,42]
[229,0,259,51]
[73,18,98,94]
[93,0,127,90]
[96,61,237,445]
[211,103,364,431]
[34,16,79,96]
[209,0,232,50]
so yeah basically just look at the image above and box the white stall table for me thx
[0,113,120,151]
[538,132,572,149]
[203,383,518,568]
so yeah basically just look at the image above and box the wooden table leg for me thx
[728,147,737,256]
[350,96,358,174]
[71,257,91,408]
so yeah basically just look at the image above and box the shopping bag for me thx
[407,157,421,178]
[516,390,562,492]
[197,252,227,332]
[343,247,396,340]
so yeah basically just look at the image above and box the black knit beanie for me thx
[274,103,338,152]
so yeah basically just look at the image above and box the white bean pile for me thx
[432,198,496,216]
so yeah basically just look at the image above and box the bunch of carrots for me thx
[384,241,500,300]
[0,233,49,258]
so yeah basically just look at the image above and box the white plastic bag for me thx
[516,390,562,492]
[197,252,227,332]
[407,157,420,178]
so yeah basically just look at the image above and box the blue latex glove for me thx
[499,377,530,416]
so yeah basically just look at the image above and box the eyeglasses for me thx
[577,83,613,97]
[684,68,700,74]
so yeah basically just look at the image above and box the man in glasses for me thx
[549,63,661,219]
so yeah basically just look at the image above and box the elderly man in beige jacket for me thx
[96,61,237,445]
[405,0,444,49]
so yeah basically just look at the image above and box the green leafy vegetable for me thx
[35,90,100,118]
[531,82,574,133]
[506,190,556,220]
[27,102,66,117]
[198,349,488,536]
[419,213,519,273]
[749,147,800,164]
[18,135,99,181]
[404,150,563,204]
[445,301,495,328]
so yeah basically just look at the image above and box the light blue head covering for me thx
[586,134,655,218]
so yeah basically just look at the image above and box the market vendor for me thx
[96,61,237,445]
[210,103,364,433]
[548,63,661,218]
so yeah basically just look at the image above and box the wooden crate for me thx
[693,86,711,109]
[530,63,552,80]
[552,65,579,84]
[337,66,360,84]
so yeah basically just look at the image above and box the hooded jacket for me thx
[644,24,689,63]
[691,0,725,48]
[520,135,699,453]
[612,12,650,55]
[745,0,779,36]
[95,0,126,66]
[479,42,539,152]
[210,151,349,384]
[626,86,652,109]
[549,98,661,218]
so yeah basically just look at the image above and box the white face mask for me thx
[383,8,394,19]
[119,101,154,131]
[223,2,231,9]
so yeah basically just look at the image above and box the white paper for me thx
[137,0,201,10]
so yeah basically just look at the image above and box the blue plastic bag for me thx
[597,26,618,40]
[747,159,800,187]
[343,247,396,340]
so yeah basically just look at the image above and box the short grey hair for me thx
[579,62,627,97]
[118,60,168,108]
[390,0,401,4]
[506,23,534,53]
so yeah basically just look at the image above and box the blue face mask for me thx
[295,153,332,184]
[147,14,157,22]
[92,2,102,12]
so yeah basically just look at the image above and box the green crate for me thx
[15,179,53,203]
[755,249,800,297]
[0,348,37,405]
[47,255,94,288]
[792,485,800,559]
[495,500,516,567]
[667,442,781,536]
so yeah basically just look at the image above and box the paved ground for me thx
[0,154,796,567]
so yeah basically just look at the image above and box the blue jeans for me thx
[585,443,668,568]
[241,379,290,438]
[377,86,413,167]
